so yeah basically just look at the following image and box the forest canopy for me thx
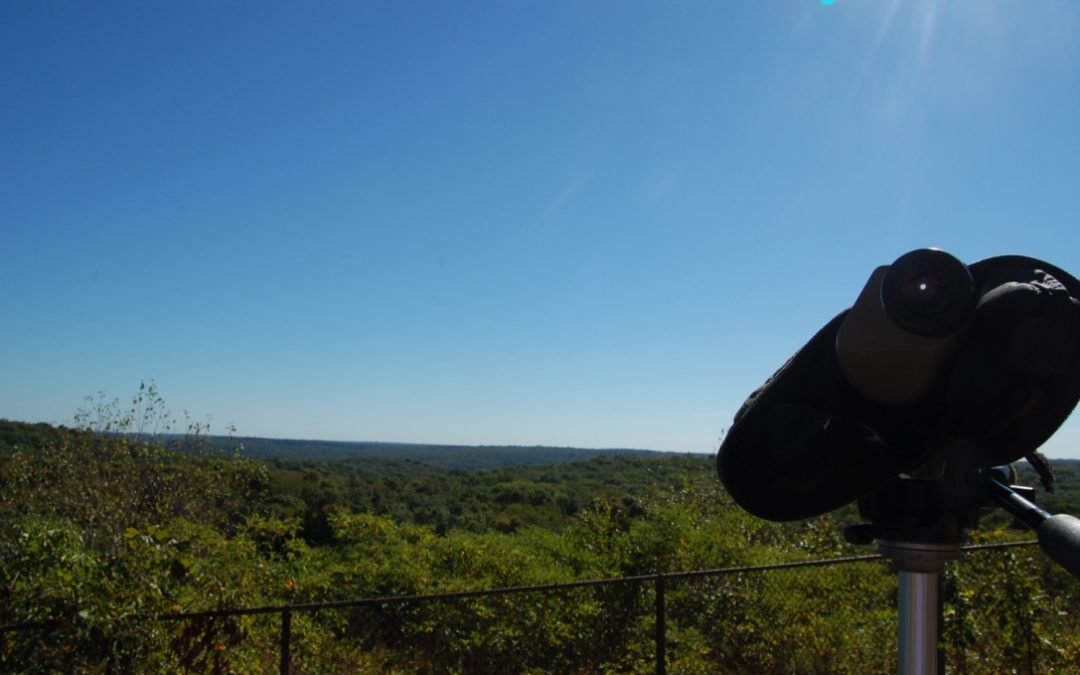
[1,413,1077,673]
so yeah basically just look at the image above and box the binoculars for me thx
[717,249,1080,522]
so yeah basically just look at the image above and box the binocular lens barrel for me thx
[881,249,976,338]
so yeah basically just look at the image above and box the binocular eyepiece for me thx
[881,248,976,338]
[838,247,984,406]
[836,249,978,406]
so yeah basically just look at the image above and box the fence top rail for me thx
[0,621,53,633]
[151,540,1037,623]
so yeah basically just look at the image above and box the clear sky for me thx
[2,1,1079,458]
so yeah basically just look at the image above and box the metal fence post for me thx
[655,574,666,675]
[280,607,292,675]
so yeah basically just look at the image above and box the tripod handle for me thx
[982,470,1080,580]
[1038,514,1080,581]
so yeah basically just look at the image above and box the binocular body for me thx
[717,250,1080,522]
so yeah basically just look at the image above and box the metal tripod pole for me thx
[879,541,959,675]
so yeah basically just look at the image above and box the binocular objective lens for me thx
[881,249,976,337]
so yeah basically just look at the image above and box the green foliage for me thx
[0,419,69,458]
[943,529,1080,673]
[2,408,1079,673]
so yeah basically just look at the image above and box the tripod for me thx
[845,465,1080,675]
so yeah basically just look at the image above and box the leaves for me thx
[2,413,1078,673]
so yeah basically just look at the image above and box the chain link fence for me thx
[5,540,1078,673]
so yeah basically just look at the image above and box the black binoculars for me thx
[717,249,1080,522]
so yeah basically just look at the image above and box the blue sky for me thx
[2,1,1079,458]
